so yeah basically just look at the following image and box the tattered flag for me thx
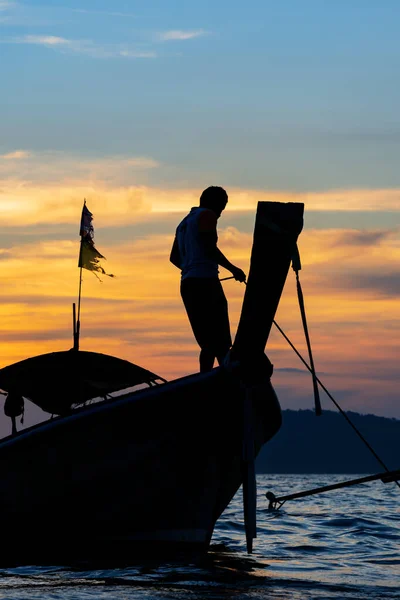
[78,200,114,279]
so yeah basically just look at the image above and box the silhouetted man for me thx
[170,186,246,372]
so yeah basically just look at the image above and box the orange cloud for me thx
[2,182,400,229]
[0,171,399,421]
[0,150,30,160]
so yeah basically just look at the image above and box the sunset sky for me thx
[0,0,399,435]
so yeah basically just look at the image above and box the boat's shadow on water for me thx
[55,543,269,587]
[3,547,397,599]
[195,543,269,579]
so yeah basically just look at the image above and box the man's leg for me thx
[200,349,215,372]
[181,278,230,372]
[215,349,230,367]
[213,280,232,367]
[181,278,213,372]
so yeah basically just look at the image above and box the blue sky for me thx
[1,0,400,191]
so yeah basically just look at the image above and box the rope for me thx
[272,320,400,490]
[220,275,400,490]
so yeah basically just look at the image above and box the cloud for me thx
[0,184,152,226]
[157,29,207,41]
[0,175,399,418]
[0,1,15,10]
[20,34,66,46]
[0,328,71,342]
[275,367,310,375]
[72,8,137,18]
[328,229,395,247]
[0,150,30,160]
[2,175,400,232]
[218,225,249,250]
[296,225,400,270]
[118,50,156,58]
[203,188,400,212]
[6,35,157,59]
[334,270,400,298]
[0,150,160,185]
[1,148,400,213]
[271,226,400,313]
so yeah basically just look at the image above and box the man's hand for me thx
[231,266,246,283]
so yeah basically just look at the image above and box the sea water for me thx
[0,474,398,599]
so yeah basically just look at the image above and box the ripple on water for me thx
[0,474,399,599]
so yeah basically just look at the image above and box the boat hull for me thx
[0,366,281,565]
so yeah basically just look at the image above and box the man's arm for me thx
[169,236,182,269]
[214,247,246,282]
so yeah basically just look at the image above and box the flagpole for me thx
[74,199,86,351]
[74,198,114,350]
[72,302,76,348]
[75,263,83,350]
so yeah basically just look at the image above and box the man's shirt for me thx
[176,207,219,280]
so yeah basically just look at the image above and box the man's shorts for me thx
[180,277,232,355]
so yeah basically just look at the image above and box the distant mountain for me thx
[256,409,400,474]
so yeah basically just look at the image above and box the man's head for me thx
[199,186,228,218]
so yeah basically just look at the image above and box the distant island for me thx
[256,409,400,474]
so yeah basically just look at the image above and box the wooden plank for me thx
[232,201,304,363]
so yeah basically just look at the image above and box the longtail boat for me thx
[0,200,304,565]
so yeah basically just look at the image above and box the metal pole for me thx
[242,388,257,553]
[266,468,400,510]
